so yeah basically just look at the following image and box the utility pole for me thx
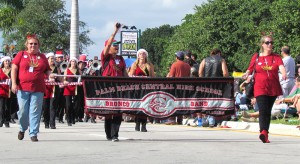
[70,0,79,59]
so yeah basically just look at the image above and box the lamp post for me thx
[70,0,79,59]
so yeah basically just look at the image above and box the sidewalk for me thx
[221,121,300,137]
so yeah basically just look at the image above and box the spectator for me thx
[167,51,191,77]
[191,53,198,64]
[242,34,286,143]
[198,48,229,124]
[280,46,295,97]
[167,51,190,124]
[198,48,229,77]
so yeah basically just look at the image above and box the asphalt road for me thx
[0,120,299,164]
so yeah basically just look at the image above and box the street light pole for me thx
[70,0,79,59]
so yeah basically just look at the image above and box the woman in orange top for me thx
[0,56,12,128]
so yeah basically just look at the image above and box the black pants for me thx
[135,117,147,131]
[105,115,122,139]
[65,96,75,124]
[10,96,18,119]
[74,95,84,120]
[0,97,11,123]
[256,95,277,132]
[43,98,56,127]
[56,88,65,121]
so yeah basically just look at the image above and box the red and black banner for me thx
[82,77,234,118]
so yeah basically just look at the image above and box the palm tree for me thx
[69,0,79,58]
[0,0,25,35]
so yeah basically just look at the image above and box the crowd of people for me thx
[0,23,299,144]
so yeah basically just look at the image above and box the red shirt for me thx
[63,68,78,96]
[44,74,54,98]
[134,65,148,76]
[101,51,126,77]
[12,51,51,93]
[247,53,283,97]
[169,60,191,77]
[0,69,10,98]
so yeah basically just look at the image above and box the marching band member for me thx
[55,50,66,123]
[74,54,87,122]
[63,57,80,126]
[129,48,155,132]
[42,52,61,129]
[0,56,12,128]
[101,22,127,142]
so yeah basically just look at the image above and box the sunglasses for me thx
[29,43,38,45]
[264,41,273,45]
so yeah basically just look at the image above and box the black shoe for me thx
[18,131,25,140]
[50,126,56,129]
[31,136,38,142]
[10,119,16,124]
[68,123,72,126]
[141,128,147,132]
[45,124,50,129]
[84,116,90,122]
[0,122,3,127]
[78,118,83,122]
[106,137,112,141]
[135,125,140,131]
[59,120,64,123]
[91,118,96,123]
[72,120,76,124]
[4,123,9,128]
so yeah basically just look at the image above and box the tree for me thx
[1,0,93,54]
[140,24,177,77]
[153,0,300,75]
[0,0,25,35]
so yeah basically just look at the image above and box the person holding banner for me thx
[11,33,52,142]
[129,48,155,132]
[243,34,286,143]
[100,22,127,142]
[42,52,61,129]
[0,56,12,128]
[63,57,80,126]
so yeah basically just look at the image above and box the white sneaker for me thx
[112,138,119,142]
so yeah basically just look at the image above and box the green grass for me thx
[271,118,300,125]
[239,109,300,125]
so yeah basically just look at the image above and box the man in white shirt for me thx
[280,46,295,97]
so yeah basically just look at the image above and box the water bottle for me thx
[198,117,202,127]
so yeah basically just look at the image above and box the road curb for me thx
[222,121,300,136]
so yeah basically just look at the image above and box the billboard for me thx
[120,31,138,56]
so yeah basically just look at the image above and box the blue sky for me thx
[1,0,207,59]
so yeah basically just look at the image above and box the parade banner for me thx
[120,31,138,56]
[82,77,235,118]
